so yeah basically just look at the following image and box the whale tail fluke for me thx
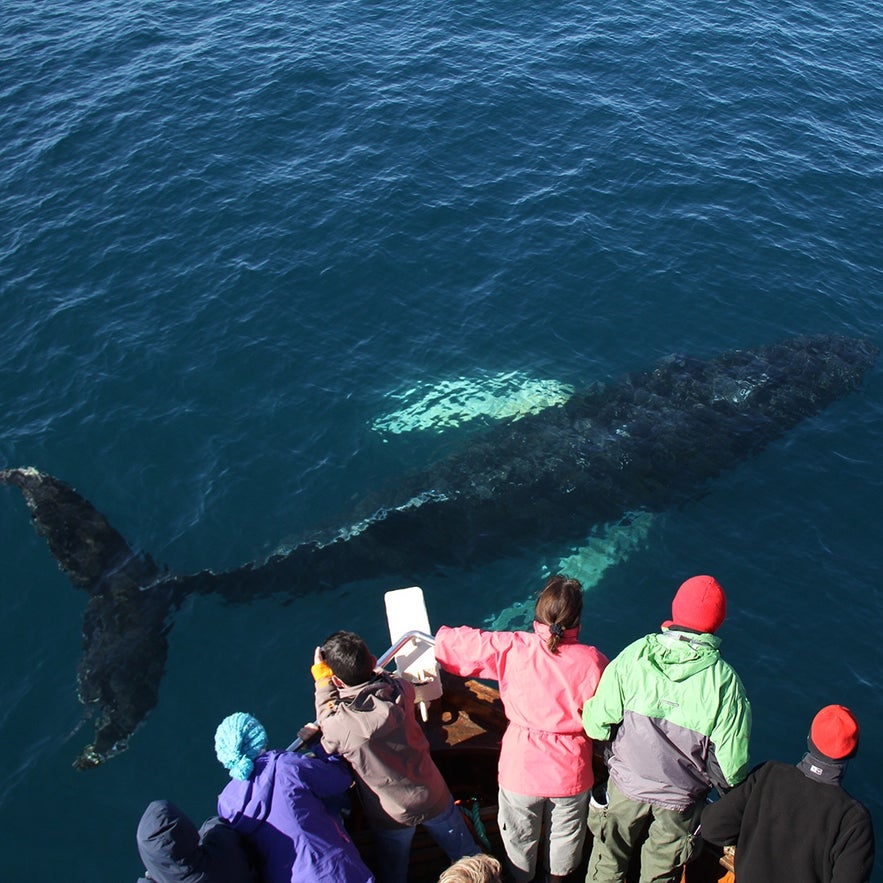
[1,467,178,769]
[0,467,160,592]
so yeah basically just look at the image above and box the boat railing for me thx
[287,629,436,751]
[377,629,435,668]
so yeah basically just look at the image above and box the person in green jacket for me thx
[582,575,751,883]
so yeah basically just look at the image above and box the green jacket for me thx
[583,628,751,810]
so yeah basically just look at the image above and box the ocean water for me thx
[2,0,883,878]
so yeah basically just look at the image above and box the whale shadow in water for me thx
[1,333,878,769]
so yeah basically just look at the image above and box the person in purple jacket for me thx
[214,711,374,883]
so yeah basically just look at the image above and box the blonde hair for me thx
[437,853,503,883]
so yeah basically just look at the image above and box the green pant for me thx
[586,779,701,883]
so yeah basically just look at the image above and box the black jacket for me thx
[700,760,874,883]
[136,799,255,883]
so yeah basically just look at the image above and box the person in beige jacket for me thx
[311,630,477,883]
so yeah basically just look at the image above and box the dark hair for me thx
[535,575,583,654]
[321,630,376,685]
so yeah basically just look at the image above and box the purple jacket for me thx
[217,749,373,883]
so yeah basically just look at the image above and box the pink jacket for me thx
[434,623,608,797]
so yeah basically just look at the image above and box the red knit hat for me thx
[810,705,859,760]
[662,575,726,634]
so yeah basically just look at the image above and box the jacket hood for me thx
[334,672,414,743]
[221,750,278,834]
[336,671,401,706]
[136,800,211,883]
[644,628,721,682]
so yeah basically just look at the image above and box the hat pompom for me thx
[810,705,859,760]
[214,712,268,780]
[228,755,257,781]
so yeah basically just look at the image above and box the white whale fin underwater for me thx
[370,370,575,435]
[487,511,658,632]
[370,371,656,632]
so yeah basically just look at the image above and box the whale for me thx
[1,333,878,769]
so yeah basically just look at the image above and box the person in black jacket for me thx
[136,799,256,883]
[700,704,875,883]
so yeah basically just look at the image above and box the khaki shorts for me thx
[498,786,590,883]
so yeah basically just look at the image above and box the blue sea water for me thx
[2,0,883,878]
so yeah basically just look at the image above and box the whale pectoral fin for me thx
[1,467,176,769]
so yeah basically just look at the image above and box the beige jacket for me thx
[315,671,450,829]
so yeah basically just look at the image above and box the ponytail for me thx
[535,575,583,654]
[547,621,565,654]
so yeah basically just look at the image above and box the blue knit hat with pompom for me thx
[214,712,268,780]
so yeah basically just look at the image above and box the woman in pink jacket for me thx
[434,575,608,883]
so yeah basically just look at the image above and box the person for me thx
[311,630,478,883]
[700,704,875,882]
[213,711,374,883]
[434,575,608,883]
[136,799,256,883]
[437,853,504,883]
[582,574,751,883]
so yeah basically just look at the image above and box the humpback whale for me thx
[1,333,877,769]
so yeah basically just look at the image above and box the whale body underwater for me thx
[1,333,878,769]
